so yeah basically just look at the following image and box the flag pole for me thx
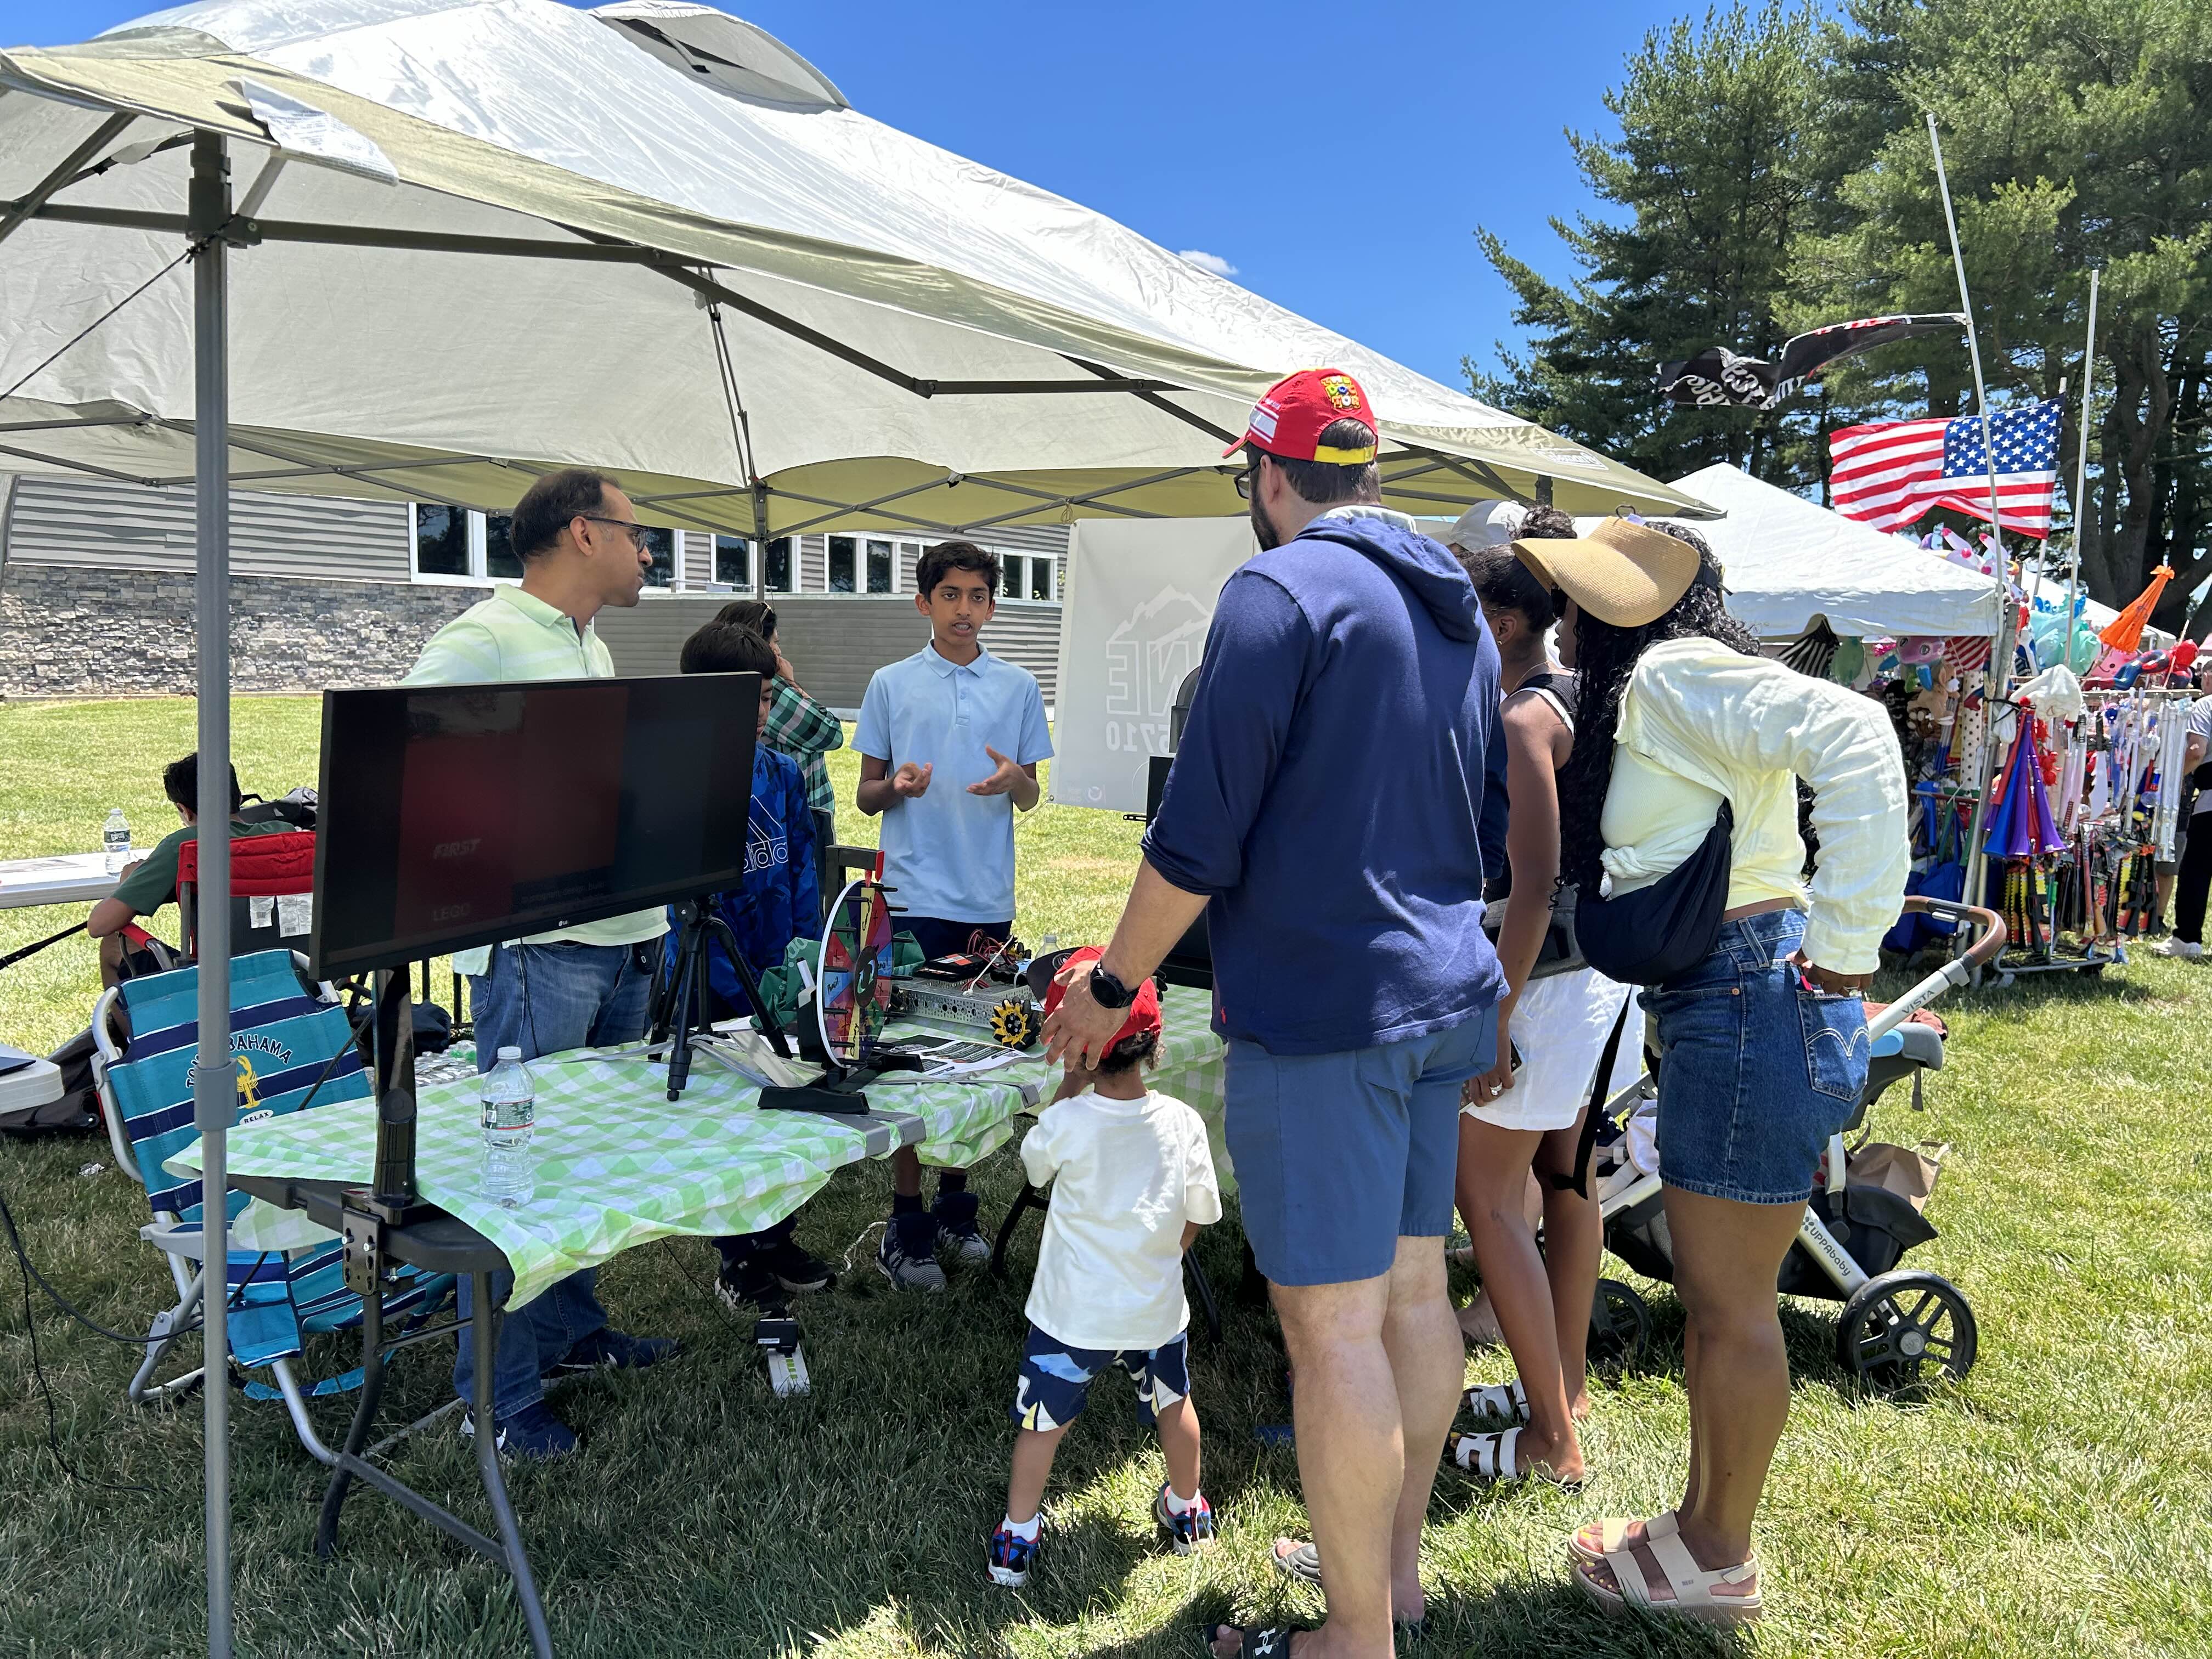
[1927,111,2015,921]
[2066,267,2100,659]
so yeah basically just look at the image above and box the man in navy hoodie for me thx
[1047,369,1504,1657]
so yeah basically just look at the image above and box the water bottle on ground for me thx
[103,808,131,874]
[479,1045,536,1208]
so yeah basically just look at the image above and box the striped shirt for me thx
[401,584,668,973]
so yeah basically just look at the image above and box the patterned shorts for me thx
[1011,1323,1190,1432]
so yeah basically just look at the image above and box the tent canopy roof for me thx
[1642,464,2002,640]
[0,0,1716,534]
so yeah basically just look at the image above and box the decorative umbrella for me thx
[2098,563,2176,654]
[1984,719,2062,858]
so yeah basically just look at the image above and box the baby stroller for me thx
[1584,896,2006,1396]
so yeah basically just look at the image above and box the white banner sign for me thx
[1049,517,1257,812]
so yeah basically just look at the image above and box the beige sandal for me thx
[1573,1526,1762,1624]
[1568,1508,1675,1568]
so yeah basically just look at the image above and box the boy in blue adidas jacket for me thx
[672,619,832,1311]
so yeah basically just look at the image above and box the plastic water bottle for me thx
[479,1046,536,1208]
[103,808,131,874]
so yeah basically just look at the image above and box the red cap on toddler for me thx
[1041,946,1161,1049]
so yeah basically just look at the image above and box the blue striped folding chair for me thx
[90,950,454,1464]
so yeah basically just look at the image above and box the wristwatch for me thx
[1088,962,1138,1010]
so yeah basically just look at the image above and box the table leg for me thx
[1183,1249,1223,1344]
[470,1269,555,1659]
[314,1275,388,1558]
[989,1182,1050,1279]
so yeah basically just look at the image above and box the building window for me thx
[765,536,793,593]
[640,526,676,589]
[866,538,895,593]
[827,534,857,592]
[412,504,471,577]
[999,551,1057,602]
[484,513,523,580]
[713,534,750,587]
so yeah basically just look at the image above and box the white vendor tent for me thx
[0,0,1716,535]
[1634,464,2003,640]
[0,5,1714,1654]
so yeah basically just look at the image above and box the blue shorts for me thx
[1012,1325,1190,1432]
[1641,909,1870,1206]
[1224,1009,1497,1287]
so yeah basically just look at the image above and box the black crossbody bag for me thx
[1572,800,1735,988]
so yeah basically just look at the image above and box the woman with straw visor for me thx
[1510,517,1907,1623]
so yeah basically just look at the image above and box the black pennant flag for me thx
[1657,314,1966,409]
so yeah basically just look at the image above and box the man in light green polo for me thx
[403,466,677,1460]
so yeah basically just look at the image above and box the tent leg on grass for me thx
[189,126,235,1659]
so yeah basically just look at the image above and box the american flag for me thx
[1829,400,2062,539]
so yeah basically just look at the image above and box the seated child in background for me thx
[672,620,836,1311]
[988,950,1221,1588]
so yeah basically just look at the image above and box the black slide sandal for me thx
[1267,1541,1426,1634]
[1200,1623,1312,1657]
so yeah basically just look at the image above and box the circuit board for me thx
[891,981,1042,1048]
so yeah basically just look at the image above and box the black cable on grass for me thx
[5,1188,154,1496]
[657,1238,757,1336]
[1,1186,280,1496]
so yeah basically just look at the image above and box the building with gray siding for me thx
[0,477,1067,707]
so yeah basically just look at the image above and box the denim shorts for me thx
[1224,1009,1497,1287]
[1640,909,1869,1206]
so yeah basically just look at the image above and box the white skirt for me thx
[1462,966,1644,1132]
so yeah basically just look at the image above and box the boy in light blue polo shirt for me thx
[856,539,1052,1287]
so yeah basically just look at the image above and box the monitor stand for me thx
[366,962,427,1221]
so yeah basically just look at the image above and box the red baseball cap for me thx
[1040,946,1162,1049]
[1223,367,1380,463]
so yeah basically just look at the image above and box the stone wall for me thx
[0,564,487,698]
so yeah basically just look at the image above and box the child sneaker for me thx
[878,1228,947,1291]
[1153,1485,1215,1554]
[715,1255,789,1316]
[758,1233,836,1294]
[987,1523,1039,1587]
[933,1189,992,1267]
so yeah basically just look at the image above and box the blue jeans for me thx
[455,940,656,1419]
[1640,909,1870,1205]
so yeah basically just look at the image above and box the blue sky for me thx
[1,1,1680,392]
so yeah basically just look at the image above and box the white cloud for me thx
[1175,249,1238,278]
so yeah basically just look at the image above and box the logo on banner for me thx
[1103,587,1212,757]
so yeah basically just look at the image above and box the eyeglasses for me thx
[579,514,652,551]
[1233,462,1263,500]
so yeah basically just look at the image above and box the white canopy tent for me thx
[0,7,1724,1655]
[0,0,1718,535]
[1630,464,2004,640]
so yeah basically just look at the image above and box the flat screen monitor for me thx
[310,673,760,977]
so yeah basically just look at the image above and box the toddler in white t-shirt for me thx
[986,950,1222,1589]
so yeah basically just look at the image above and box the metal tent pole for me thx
[1928,113,2015,913]
[188,128,235,1659]
[2067,268,2100,654]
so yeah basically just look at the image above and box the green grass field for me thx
[3,697,2210,1658]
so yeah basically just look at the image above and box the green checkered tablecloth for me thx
[168,986,1228,1311]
